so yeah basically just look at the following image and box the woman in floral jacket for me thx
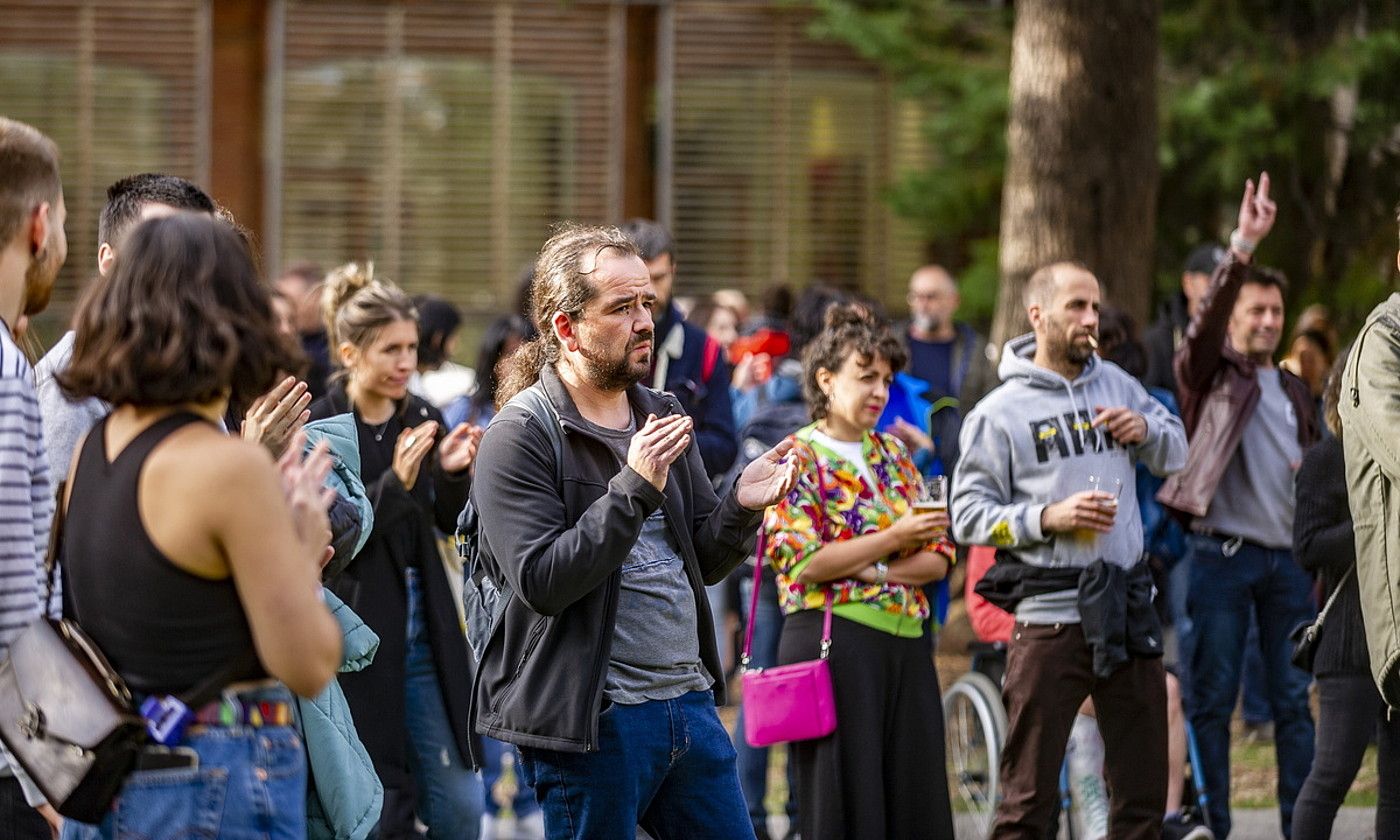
[764,303,956,840]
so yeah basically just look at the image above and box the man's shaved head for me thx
[1023,261,1093,310]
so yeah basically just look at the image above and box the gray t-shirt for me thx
[583,416,712,705]
[1196,368,1302,549]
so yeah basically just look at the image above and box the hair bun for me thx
[321,261,374,344]
[823,301,872,331]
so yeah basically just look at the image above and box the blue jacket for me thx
[300,415,382,840]
[301,591,383,840]
[653,303,737,478]
[305,414,375,574]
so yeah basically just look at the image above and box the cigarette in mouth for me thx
[1086,335,1098,350]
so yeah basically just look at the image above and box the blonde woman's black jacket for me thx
[309,387,475,792]
[469,365,762,758]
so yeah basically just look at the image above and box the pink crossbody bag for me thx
[740,449,837,748]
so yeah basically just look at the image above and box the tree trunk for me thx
[991,0,1159,348]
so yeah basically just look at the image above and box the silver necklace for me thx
[370,417,392,442]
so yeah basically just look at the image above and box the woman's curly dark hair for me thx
[801,302,906,420]
[60,213,301,412]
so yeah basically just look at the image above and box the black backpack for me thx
[456,384,563,659]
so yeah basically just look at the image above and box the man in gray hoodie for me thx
[953,262,1187,840]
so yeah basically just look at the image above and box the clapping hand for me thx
[393,421,439,491]
[888,417,934,454]
[243,376,312,457]
[627,413,693,492]
[439,422,485,474]
[275,430,337,567]
[735,438,800,510]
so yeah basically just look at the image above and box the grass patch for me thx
[1230,735,1377,808]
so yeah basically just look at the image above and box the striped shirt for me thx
[0,328,53,798]
[0,329,52,658]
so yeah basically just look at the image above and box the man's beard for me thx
[579,330,654,392]
[1043,316,1093,366]
[22,236,61,316]
[912,313,942,334]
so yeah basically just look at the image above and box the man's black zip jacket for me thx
[469,365,762,757]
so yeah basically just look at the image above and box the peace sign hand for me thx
[1237,171,1277,246]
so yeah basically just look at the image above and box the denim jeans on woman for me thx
[1186,535,1315,839]
[402,566,485,839]
[518,690,752,840]
[60,687,305,840]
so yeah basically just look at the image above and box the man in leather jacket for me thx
[1157,174,1320,838]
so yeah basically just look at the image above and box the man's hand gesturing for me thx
[1233,171,1276,261]
[627,413,693,492]
[735,438,800,510]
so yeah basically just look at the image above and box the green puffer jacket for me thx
[1339,292,1400,707]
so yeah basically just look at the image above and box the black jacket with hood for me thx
[469,365,762,756]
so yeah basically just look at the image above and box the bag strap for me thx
[1311,565,1356,632]
[741,439,833,669]
[47,477,254,708]
[42,480,66,612]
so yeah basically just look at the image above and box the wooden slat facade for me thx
[0,0,926,334]
[0,0,209,340]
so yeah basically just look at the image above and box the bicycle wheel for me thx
[944,670,1007,839]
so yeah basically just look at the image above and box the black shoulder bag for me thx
[1290,566,1356,673]
[0,481,147,822]
[0,481,253,822]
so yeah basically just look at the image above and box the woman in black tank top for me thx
[54,215,342,839]
[310,263,486,838]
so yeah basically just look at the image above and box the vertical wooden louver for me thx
[0,0,210,331]
[270,0,626,315]
[667,0,923,307]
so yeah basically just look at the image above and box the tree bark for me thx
[992,0,1159,348]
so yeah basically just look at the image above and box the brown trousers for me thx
[991,621,1167,840]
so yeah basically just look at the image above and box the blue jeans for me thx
[1241,611,1274,725]
[481,736,540,818]
[61,687,305,840]
[1186,535,1315,838]
[405,566,485,839]
[734,568,796,834]
[518,691,753,840]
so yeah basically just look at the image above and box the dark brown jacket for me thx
[1157,251,1318,519]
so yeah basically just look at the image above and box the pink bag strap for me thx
[742,440,834,669]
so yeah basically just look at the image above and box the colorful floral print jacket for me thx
[763,423,955,638]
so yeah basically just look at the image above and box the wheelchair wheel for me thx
[944,670,1007,838]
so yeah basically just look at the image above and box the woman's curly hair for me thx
[801,302,906,420]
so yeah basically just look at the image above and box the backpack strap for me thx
[512,383,564,486]
[700,335,722,385]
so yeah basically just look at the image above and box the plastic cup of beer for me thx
[1077,474,1121,541]
[914,475,948,537]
